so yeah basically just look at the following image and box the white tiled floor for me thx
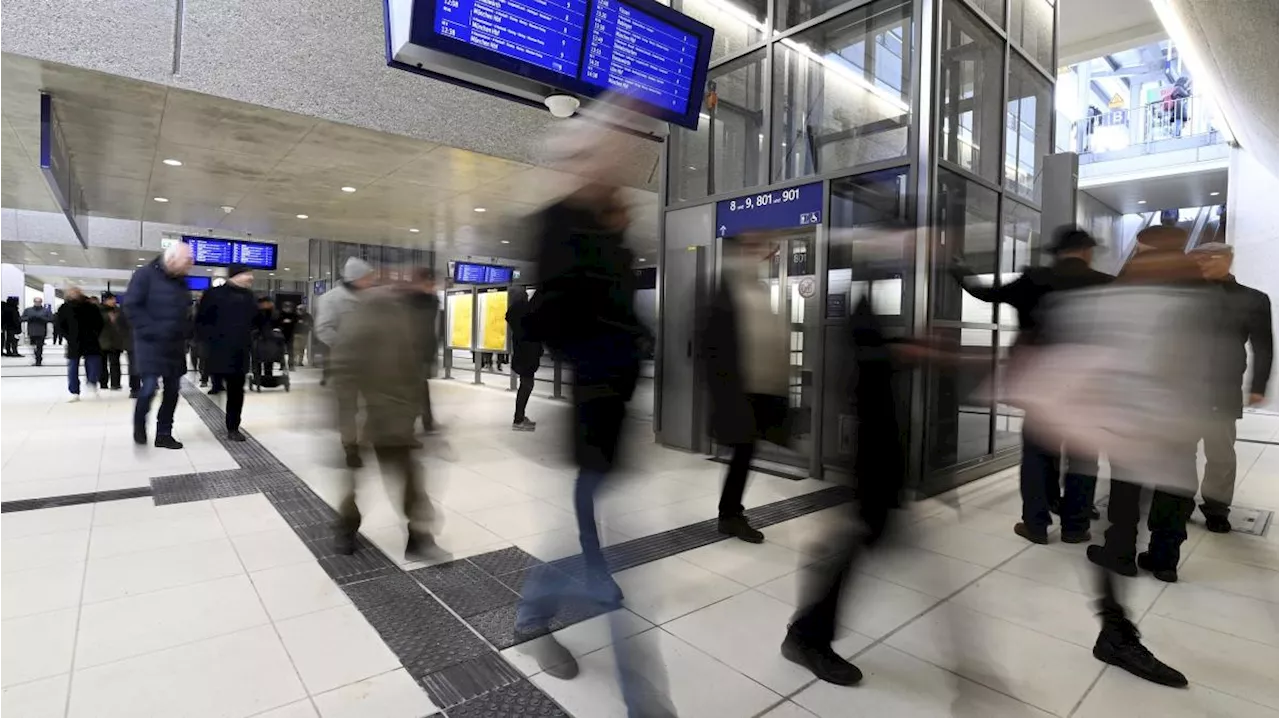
[2,354,1277,718]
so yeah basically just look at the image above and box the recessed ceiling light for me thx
[501,240,510,244]
[474,207,487,213]
[59,259,66,263]
[639,258,647,262]
[284,268,291,271]
[269,272,275,276]
[221,205,235,213]
[162,158,183,166]
[153,197,169,203]
[296,214,309,219]
[138,257,146,260]
[49,251,58,256]
[136,263,144,267]
[341,186,357,193]
[1210,191,1221,196]
[409,228,420,233]
[1137,200,1147,204]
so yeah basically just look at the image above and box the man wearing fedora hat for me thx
[950,225,1111,544]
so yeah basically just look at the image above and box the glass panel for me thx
[932,168,999,323]
[771,0,913,181]
[827,166,911,324]
[926,328,994,470]
[967,0,1005,28]
[937,0,1004,182]
[676,0,766,61]
[1005,55,1052,203]
[669,51,766,202]
[998,199,1041,329]
[1010,0,1054,69]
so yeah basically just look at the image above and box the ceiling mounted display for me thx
[385,0,715,130]
[183,236,279,271]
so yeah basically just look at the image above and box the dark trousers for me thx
[135,372,182,437]
[1021,429,1097,533]
[216,373,247,431]
[31,337,45,365]
[67,354,101,394]
[4,330,21,355]
[125,351,140,393]
[514,373,534,423]
[100,350,123,389]
[421,379,435,430]
[335,445,433,536]
[719,441,754,518]
[1101,477,1195,569]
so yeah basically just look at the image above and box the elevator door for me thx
[659,245,710,452]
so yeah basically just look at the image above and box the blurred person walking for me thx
[406,268,442,434]
[54,287,104,401]
[328,279,442,560]
[125,243,194,448]
[511,104,673,717]
[115,297,141,398]
[293,303,313,367]
[505,285,543,431]
[98,293,128,391]
[315,257,378,467]
[196,264,259,441]
[2,296,22,356]
[1188,243,1273,532]
[703,232,791,544]
[20,297,54,366]
[277,301,299,369]
[951,226,1110,543]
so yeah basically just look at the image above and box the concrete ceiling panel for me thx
[79,174,148,219]
[160,88,318,160]
[278,122,438,175]
[385,147,534,191]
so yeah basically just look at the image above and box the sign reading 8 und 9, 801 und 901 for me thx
[715,182,823,238]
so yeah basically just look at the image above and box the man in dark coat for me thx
[125,243,193,448]
[505,286,543,431]
[950,226,1112,544]
[406,268,442,433]
[1188,243,1274,532]
[98,293,128,391]
[702,232,790,543]
[20,297,54,366]
[196,264,259,441]
[54,287,105,400]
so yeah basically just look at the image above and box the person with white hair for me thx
[124,242,194,448]
[315,256,378,470]
[1188,242,1273,532]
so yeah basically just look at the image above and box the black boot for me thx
[1087,544,1137,577]
[718,515,764,544]
[1093,619,1187,687]
[1137,552,1178,583]
[133,427,147,446]
[781,632,863,686]
[154,435,184,450]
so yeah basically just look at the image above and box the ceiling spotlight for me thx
[296,214,309,219]
[1137,200,1147,204]
[474,207,487,213]
[153,197,169,203]
[59,259,66,263]
[269,272,276,276]
[639,258,647,262]
[136,263,144,267]
[284,268,292,271]
[409,228,420,233]
[1210,191,1221,196]
[163,158,183,166]
[221,205,235,213]
[501,240,510,244]
[49,251,58,256]
[341,186,357,193]
[138,257,146,260]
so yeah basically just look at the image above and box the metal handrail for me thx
[1072,95,1222,155]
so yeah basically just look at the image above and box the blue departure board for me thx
[582,0,697,114]
[453,261,514,284]
[187,238,233,266]
[183,236,278,271]
[484,265,514,283]
[435,0,588,76]
[401,0,714,129]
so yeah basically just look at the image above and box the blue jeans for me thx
[135,372,182,437]
[67,355,102,395]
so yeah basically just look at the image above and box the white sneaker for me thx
[67,394,80,403]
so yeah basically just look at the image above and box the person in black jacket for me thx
[98,294,128,391]
[196,264,259,441]
[2,296,22,356]
[125,243,193,448]
[54,287,105,401]
[407,268,442,434]
[505,286,543,431]
[702,232,790,543]
[1188,243,1274,532]
[951,226,1111,544]
[20,297,54,365]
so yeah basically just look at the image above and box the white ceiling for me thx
[0,54,661,265]
[1082,164,1227,213]
[1058,0,1163,65]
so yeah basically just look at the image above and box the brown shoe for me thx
[1014,522,1049,545]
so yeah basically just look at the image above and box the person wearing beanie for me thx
[315,256,378,467]
[195,263,259,440]
[949,225,1111,545]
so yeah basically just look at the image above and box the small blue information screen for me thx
[435,0,589,76]
[582,0,698,114]
[454,262,515,284]
[184,236,278,271]
[715,182,824,238]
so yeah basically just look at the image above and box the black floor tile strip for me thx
[0,486,154,513]
[1237,437,1279,446]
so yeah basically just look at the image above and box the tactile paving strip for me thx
[467,546,544,577]
[418,652,525,709]
[409,561,522,618]
[442,679,569,718]
[0,486,154,513]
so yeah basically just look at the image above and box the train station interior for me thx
[1,0,1277,716]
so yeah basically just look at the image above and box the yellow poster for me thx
[479,291,509,351]
[449,293,473,348]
